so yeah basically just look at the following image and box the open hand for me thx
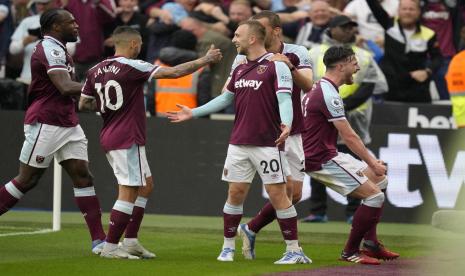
[166,104,194,123]
[270,53,292,69]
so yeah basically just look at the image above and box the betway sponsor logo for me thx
[408,107,456,129]
[234,79,263,90]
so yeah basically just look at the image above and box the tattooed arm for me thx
[153,45,222,79]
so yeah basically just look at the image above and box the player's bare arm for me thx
[48,70,83,96]
[270,54,313,91]
[78,97,97,112]
[333,119,386,175]
[153,45,222,79]
[275,124,291,146]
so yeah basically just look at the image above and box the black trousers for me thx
[309,144,362,218]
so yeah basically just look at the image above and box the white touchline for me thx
[0,228,53,237]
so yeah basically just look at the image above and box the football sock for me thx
[247,202,276,234]
[344,204,381,254]
[73,186,106,241]
[276,205,298,243]
[0,180,24,215]
[106,200,134,244]
[125,196,147,239]
[223,202,243,239]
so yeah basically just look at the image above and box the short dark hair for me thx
[251,10,281,28]
[239,20,266,43]
[40,8,66,34]
[323,46,355,68]
[112,26,141,37]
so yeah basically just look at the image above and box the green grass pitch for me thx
[0,211,462,276]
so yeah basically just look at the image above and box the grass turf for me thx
[0,211,461,276]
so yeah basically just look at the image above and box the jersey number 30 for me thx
[95,80,123,113]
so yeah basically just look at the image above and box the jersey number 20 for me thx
[95,80,123,113]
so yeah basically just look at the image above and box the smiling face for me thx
[255,17,280,49]
[232,24,251,55]
[398,0,421,27]
[309,0,331,27]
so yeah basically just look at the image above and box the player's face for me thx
[256,18,280,50]
[232,24,251,55]
[341,55,359,85]
[58,11,79,42]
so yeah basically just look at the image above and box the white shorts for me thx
[19,123,88,168]
[307,152,368,196]
[221,144,290,185]
[284,134,305,182]
[106,144,151,187]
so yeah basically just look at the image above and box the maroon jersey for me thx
[25,35,78,127]
[231,43,311,136]
[81,56,160,152]
[422,2,456,57]
[280,43,312,135]
[226,53,293,147]
[302,78,346,171]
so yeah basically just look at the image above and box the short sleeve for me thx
[42,43,68,73]
[321,82,346,121]
[274,61,293,94]
[229,55,246,77]
[123,59,160,82]
[294,45,312,69]
[226,67,236,94]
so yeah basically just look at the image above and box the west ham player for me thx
[235,11,313,260]
[79,26,222,259]
[167,20,311,264]
[302,46,398,265]
[0,8,107,255]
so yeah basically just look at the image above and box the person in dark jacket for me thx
[366,0,443,102]
[149,29,212,115]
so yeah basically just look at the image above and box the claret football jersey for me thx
[226,52,293,147]
[81,56,160,152]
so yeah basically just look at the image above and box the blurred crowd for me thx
[1,0,465,113]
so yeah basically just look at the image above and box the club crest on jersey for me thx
[50,49,62,57]
[36,155,45,164]
[257,65,268,74]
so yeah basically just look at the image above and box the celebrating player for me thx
[0,8,106,254]
[301,46,399,265]
[79,26,222,259]
[167,20,311,264]
[234,11,313,260]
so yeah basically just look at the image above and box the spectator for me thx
[103,0,149,60]
[179,17,236,99]
[275,0,302,40]
[344,0,398,48]
[445,49,465,128]
[295,0,331,49]
[9,0,56,85]
[193,0,253,37]
[302,15,388,223]
[63,0,117,82]
[152,29,211,115]
[367,0,442,103]
[420,0,464,100]
[0,0,14,74]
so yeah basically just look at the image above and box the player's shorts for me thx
[307,152,368,196]
[106,144,151,187]
[284,134,305,182]
[19,123,88,168]
[221,144,290,185]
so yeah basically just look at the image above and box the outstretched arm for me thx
[333,119,386,175]
[167,91,234,122]
[153,45,222,79]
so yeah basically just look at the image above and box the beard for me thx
[63,33,78,43]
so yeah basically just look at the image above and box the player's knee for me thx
[73,170,93,188]
[362,192,385,208]
[292,190,302,204]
